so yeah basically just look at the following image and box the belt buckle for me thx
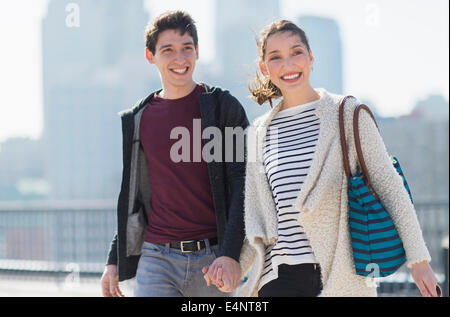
[180,240,201,253]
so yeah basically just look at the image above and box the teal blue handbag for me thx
[339,96,411,277]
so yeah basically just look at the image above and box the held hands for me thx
[411,261,442,297]
[202,256,241,293]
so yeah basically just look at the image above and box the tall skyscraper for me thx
[297,16,344,94]
[213,0,281,121]
[42,0,153,200]
[215,0,280,75]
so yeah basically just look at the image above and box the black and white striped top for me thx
[258,99,320,291]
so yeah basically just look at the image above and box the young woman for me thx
[234,20,439,297]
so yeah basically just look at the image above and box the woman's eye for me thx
[293,51,303,56]
[269,56,280,61]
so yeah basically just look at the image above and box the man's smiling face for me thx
[146,29,199,92]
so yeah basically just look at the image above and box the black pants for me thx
[258,263,322,297]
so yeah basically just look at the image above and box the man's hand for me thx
[202,256,241,293]
[411,261,441,297]
[101,264,125,297]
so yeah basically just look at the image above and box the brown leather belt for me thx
[157,237,218,253]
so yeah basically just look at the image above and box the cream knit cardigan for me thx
[235,88,431,297]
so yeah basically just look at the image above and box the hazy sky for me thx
[0,0,448,143]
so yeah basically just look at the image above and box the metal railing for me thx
[0,200,448,297]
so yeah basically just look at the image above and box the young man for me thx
[101,11,249,297]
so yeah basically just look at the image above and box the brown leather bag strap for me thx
[339,97,380,184]
[353,104,379,187]
[338,96,355,180]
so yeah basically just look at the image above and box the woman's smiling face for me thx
[260,31,314,96]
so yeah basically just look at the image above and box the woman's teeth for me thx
[282,73,301,80]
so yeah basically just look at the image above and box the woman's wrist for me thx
[411,260,429,268]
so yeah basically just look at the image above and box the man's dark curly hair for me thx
[145,10,199,54]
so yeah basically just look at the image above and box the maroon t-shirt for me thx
[139,84,217,243]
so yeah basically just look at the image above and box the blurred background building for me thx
[0,0,448,297]
[298,16,344,95]
[42,0,154,200]
[211,0,280,120]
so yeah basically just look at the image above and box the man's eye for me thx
[293,51,303,55]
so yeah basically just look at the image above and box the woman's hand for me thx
[410,261,441,297]
[202,256,241,293]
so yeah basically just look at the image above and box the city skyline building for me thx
[212,0,281,121]
[404,94,450,121]
[297,15,344,95]
[42,0,152,200]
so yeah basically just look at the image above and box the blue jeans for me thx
[134,240,229,297]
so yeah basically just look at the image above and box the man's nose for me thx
[173,50,186,63]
